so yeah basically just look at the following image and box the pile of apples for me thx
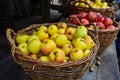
[68,11,116,30]
[74,0,110,9]
[15,22,95,63]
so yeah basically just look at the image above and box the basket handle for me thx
[6,28,16,46]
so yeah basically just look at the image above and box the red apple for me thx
[80,18,89,26]
[86,11,97,22]
[95,13,104,22]
[102,18,113,26]
[69,17,79,25]
[106,25,116,30]
[77,12,88,20]
[96,22,105,30]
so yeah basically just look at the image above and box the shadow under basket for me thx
[6,23,99,80]
[88,21,120,54]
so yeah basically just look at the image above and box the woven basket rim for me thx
[6,22,100,68]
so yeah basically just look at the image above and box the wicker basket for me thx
[67,0,114,18]
[88,21,120,53]
[6,23,99,80]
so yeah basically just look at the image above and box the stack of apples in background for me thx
[74,0,110,9]
[15,22,96,63]
[68,11,116,30]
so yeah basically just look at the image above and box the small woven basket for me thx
[67,0,114,18]
[6,23,99,80]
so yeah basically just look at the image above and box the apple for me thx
[72,38,87,51]
[38,25,48,32]
[40,39,56,55]
[58,28,65,34]
[57,22,67,30]
[74,26,88,38]
[102,18,113,26]
[95,13,104,22]
[65,27,76,40]
[80,18,89,26]
[55,34,68,47]
[84,49,91,57]
[69,17,79,25]
[75,2,79,6]
[86,11,97,22]
[69,48,84,61]
[18,43,29,55]
[51,33,58,40]
[39,56,50,62]
[96,22,105,30]
[30,54,37,59]
[106,25,116,30]
[49,48,65,63]
[32,31,37,35]
[64,56,70,62]
[16,34,29,45]
[37,30,49,42]
[77,12,88,20]
[62,43,73,55]
[48,24,58,36]
[84,35,95,50]
[28,39,41,54]
[27,35,39,43]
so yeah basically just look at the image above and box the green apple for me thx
[37,30,49,41]
[28,39,41,54]
[64,56,70,62]
[70,48,84,61]
[55,34,68,47]
[48,24,58,35]
[49,48,65,63]
[40,39,56,55]
[74,26,88,38]
[39,56,50,62]
[27,35,39,43]
[62,43,73,55]
[18,43,29,55]
[84,49,91,57]
[72,38,87,51]
[16,34,29,45]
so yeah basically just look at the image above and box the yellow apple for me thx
[55,34,68,47]
[84,49,91,57]
[37,30,49,41]
[70,48,84,60]
[18,43,29,55]
[27,35,39,43]
[38,25,47,32]
[62,43,73,55]
[48,24,58,36]
[58,28,65,34]
[51,33,58,40]
[65,27,76,40]
[49,48,65,63]
[16,34,29,45]
[40,39,56,55]
[84,36,95,50]
[28,39,41,54]
[39,56,50,62]
[30,54,38,59]
[57,22,67,30]
[72,38,87,51]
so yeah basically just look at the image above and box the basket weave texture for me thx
[67,0,114,18]
[6,23,99,80]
